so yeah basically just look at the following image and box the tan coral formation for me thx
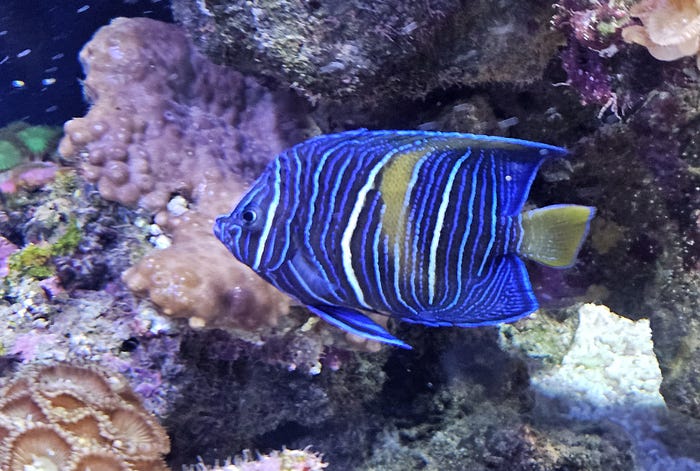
[622,0,700,68]
[0,363,170,471]
[58,17,310,334]
[59,16,309,212]
[123,183,290,333]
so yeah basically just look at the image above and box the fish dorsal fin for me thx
[481,141,568,218]
[307,305,412,350]
[383,131,567,218]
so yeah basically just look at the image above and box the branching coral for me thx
[623,0,700,68]
[0,363,169,471]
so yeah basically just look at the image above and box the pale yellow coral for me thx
[0,363,170,471]
[623,0,700,68]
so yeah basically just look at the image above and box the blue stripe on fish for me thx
[214,129,595,349]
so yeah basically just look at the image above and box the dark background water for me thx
[0,0,172,127]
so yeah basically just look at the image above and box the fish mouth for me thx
[213,214,238,249]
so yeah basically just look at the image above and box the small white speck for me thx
[153,234,171,249]
[41,78,56,86]
[77,4,89,13]
[44,66,58,73]
[0,31,7,36]
[167,195,189,216]
[148,224,163,236]
[505,175,513,182]
[539,149,549,156]
[400,21,418,35]
[16,49,31,58]
[45,105,58,112]
[319,61,345,74]
[0,56,8,65]
[51,53,64,61]
[497,117,519,130]
[11,80,25,88]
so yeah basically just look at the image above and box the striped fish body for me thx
[214,130,594,348]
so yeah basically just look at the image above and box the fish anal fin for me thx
[307,305,412,350]
[427,255,538,326]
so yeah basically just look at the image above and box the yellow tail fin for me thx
[519,205,595,268]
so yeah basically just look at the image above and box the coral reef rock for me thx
[122,193,291,334]
[0,363,170,471]
[186,449,327,471]
[171,0,563,121]
[529,303,664,419]
[503,304,700,469]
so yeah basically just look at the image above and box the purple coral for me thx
[552,0,633,113]
[0,236,19,277]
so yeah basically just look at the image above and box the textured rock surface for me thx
[171,0,563,123]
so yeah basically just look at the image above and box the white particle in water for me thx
[16,49,31,58]
[77,4,89,13]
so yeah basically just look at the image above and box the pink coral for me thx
[187,449,327,471]
[0,162,59,194]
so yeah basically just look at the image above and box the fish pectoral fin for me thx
[307,305,413,350]
[288,250,340,301]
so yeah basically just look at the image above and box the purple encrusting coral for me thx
[552,0,636,114]
[0,237,19,278]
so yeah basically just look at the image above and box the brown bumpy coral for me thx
[58,17,309,212]
[58,17,309,332]
[122,188,290,333]
[0,363,170,471]
[622,0,700,68]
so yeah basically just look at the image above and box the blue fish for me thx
[214,129,595,349]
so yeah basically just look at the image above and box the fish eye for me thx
[239,206,259,227]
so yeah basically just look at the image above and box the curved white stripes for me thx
[341,144,422,308]
[252,158,282,271]
[427,149,471,305]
